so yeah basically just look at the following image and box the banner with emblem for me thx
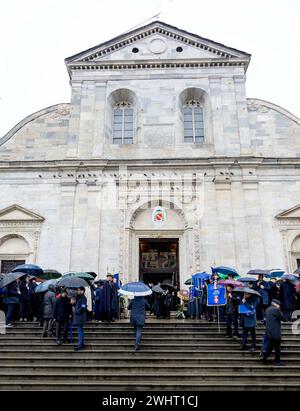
[207,282,226,306]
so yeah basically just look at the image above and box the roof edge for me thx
[65,20,251,64]
[0,103,70,147]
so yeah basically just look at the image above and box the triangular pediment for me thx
[276,204,300,219]
[65,21,251,66]
[0,205,45,222]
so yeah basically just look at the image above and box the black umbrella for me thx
[57,276,88,289]
[0,272,27,288]
[12,264,44,277]
[247,269,267,276]
[161,283,176,291]
[233,287,261,297]
[184,278,192,285]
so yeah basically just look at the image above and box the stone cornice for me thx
[0,157,300,171]
[67,58,249,75]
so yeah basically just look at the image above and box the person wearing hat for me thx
[71,287,87,352]
[262,299,285,366]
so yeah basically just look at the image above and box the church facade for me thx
[1,21,300,285]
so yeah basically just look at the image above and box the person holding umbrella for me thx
[237,288,260,353]
[119,282,152,351]
[262,299,285,366]
[253,274,270,322]
[71,286,88,352]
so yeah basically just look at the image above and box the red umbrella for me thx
[219,279,243,288]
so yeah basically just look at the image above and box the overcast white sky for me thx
[0,0,299,137]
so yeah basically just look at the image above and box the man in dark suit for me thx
[71,287,87,352]
[128,296,150,351]
[262,299,285,366]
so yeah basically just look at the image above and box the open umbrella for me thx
[294,268,300,275]
[212,266,239,278]
[86,272,97,279]
[265,269,285,279]
[238,277,257,283]
[39,269,61,280]
[62,272,94,281]
[58,277,89,289]
[161,283,176,291]
[233,287,261,297]
[185,272,211,285]
[281,274,298,283]
[152,285,164,294]
[219,279,243,288]
[35,279,58,294]
[247,269,268,276]
[0,272,27,288]
[119,282,152,297]
[12,264,44,277]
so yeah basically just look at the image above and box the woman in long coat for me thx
[128,296,150,351]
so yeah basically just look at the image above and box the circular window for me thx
[176,46,183,53]
[132,47,139,54]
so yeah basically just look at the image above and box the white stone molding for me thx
[0,205,44,265]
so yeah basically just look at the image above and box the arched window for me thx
[113,102,134,144]
[183,100,204,143]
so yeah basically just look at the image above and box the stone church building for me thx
[0,21,300,285]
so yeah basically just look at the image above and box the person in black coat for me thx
[262,299,285,366]
[53,289,72,345]
[4,280,20,327]
[226,285,241,339]
[279,279,296,321]
[71,287,87,352]
[27,278,38,321]
[19,277,29,321]
[269,278,279,301]
[162,290,173,320]
[128,296,150,351]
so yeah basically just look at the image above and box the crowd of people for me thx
[0,270,299,361]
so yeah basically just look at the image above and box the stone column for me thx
[234,76,252,156]
[209,77,225,155]
[243,178,266,268]
[66,82,82,158]
[214,179,237,267]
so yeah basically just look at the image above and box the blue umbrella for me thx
[35,279,58,294]
[265,269,285,279]
[12,264,44,277]
[212,266,239,277]
[119,282,152,297]
[185,272,211,285]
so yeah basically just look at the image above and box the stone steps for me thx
[1,380,300,391]
[0,320,299,390]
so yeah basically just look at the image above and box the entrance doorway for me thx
[1,260,25,274]
[139,238,179,286]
